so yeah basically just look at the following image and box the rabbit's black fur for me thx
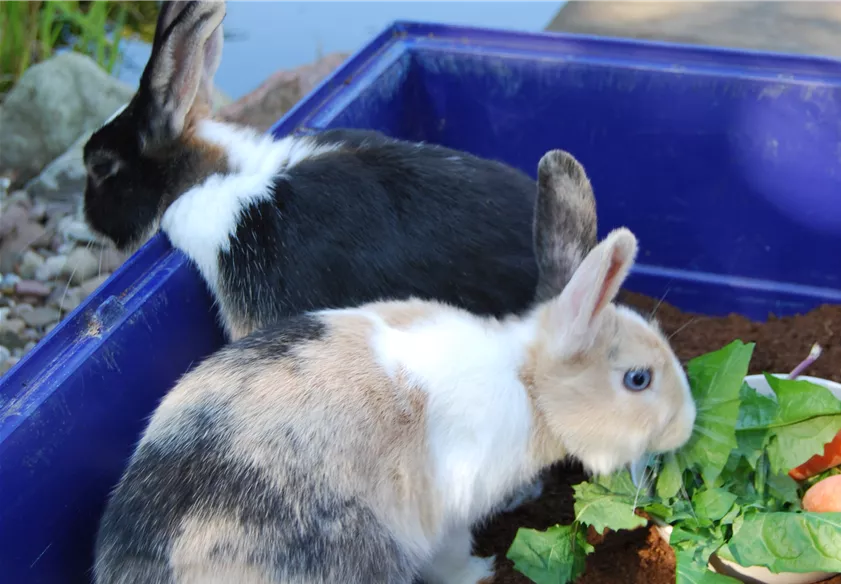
[82,0,540,341]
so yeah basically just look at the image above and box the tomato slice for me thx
[789,429,841,481]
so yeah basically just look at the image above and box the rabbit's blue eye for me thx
[623,369,652,391]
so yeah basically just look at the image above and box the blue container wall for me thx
[3,22,841,583]
[310,44,841,319]
[0,242,227,582]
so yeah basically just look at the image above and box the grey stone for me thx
[21,328,40,342]
[547,2,841,57]
[99,247,127,273]
[57,289,82,313]
[15,280,51,297]
[218,53,349,132]
[12,303,33,317]
[0,318,26,349]
[79,273,111,297]
[1,318,26,335]
[5,190,31,208]
[57,215,102,245]
[0,274,21,294]
[17,250,45,279]
[0,52,134,184]
[21,307,61,329]
[0,211,50,273]
[35,255,67,282]
[23,341,37,353]
[0,204,29,238]
[0,177,10,201]
[61,247,99,284]
[44,201,76,224]
[29,201,47,222]
[25,131,92,201]
[0,345,10,364]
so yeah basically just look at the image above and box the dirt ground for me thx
[474,291,841,584]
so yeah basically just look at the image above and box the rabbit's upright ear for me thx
[548,228,637,352]
[532,150,598,303]
[139,0,226,146]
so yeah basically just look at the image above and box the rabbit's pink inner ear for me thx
[146,2,226,139]
[585,231,637,322]
[551,230,636,342]
[198,25,224,108]
[591,250,625,321]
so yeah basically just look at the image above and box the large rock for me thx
[218,53,349,132]
[24,130,94,201]
[546,2,841,56]
[0,52,134,185]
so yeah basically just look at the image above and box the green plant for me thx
[507,340,841,583]
[0,0,159,97]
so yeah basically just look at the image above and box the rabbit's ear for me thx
[140,0,226,145]
[532,150,598,303]
[548,228,637,351]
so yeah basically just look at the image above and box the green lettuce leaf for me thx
[691,488,738,523]
[573,472,649,535]
[722,512,841,572]
[656,452,683,500]
[506,524,594,584]
[765,374,841,423]
[677,341,754,487]
[736,382,779,430]
[765,471,800,508]
[674,550,742,584]
[767,414,841,475]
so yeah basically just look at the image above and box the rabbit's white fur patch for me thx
[161,120,341,297]
[372,311,540,526]
[421,525,494,584]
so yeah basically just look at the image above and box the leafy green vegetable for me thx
[507,340,841,584]
[767,414,841,475]
[573,473,649,535]
[656,452,683,499]
[766,374,841,423]
[677,341,754,487]
[675,550,740,584]
[723,512,841,572]
[736,380,778,430]
[506,524,593,584]
[691,489,738,523]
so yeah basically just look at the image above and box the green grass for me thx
[0,1,159,98]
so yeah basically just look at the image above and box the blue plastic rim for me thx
[2,21,841,583]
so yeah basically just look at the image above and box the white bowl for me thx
[654,373,841,584]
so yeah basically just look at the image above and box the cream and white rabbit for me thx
[93,150,695,584]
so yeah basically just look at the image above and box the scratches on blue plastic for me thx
[87,296,126,337]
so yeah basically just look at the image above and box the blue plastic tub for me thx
[3,21,841,582]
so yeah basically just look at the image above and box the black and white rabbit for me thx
[82,0,587,342]
[93,150,695,584]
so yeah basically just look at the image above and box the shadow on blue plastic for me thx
[3,20,841,583]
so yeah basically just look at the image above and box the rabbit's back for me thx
[94,310,437,584]
[210,127,539,338]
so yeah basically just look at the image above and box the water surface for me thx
[116,1,564,99]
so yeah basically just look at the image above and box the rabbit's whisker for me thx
[668,317,703,341]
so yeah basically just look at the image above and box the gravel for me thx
[0,188,126,377]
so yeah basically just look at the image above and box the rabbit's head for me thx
[83,0,227,251]
[528,151,696,477]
